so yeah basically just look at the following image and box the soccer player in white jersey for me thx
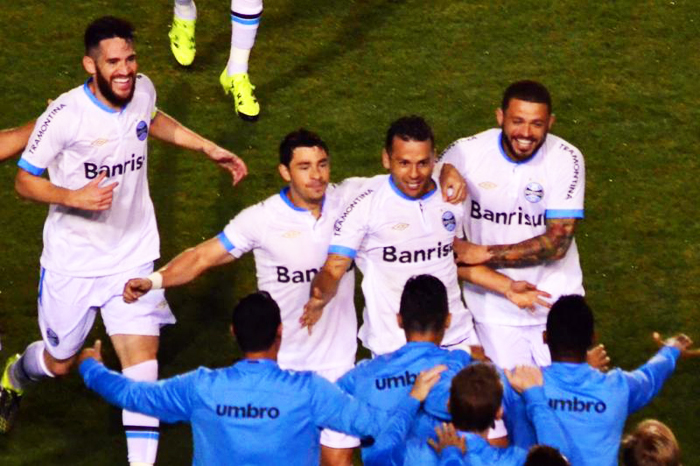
[443,80,585,370]
[301,116,550,361]
[0,17,247,466]
[169,0,262,121]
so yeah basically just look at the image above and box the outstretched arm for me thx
[0,120,34,162]
[149,110,247,185]
[123,236,235,303]
[455,218,577,268]
[300,254,353,333]
[458,265,552,310]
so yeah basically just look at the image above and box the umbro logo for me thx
[479,181,497,189]
[392,223,410,231]
[91,138,109,147]
[282,230,301,238]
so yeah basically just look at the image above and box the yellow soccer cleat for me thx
[168,17,196,66]
[220,70,260,122]
[0,354,23,434]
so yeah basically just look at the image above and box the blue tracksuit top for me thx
[80,357,419,466]
[336,341,472,464]
[502,346,680,466]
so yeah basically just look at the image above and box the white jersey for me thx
[219,179,368,372]
[18,75,159,277]
[441,128,585,326]
[329,174,474,356]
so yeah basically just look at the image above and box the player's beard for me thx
[95,66,135,108]
[501,132,547,162]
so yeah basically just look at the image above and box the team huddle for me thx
[0,13,696,466]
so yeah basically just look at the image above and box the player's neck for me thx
[87,78,122,112]
[243,349,278,361]
[406,332,442,345]
[287,188,323,219]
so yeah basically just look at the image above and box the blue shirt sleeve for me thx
[523,386,571,460]
[438,446,469,466]
[362,397,421,466]
[80,358,197,424]
[624,346,680,414]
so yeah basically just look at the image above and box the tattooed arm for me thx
[454,218,577,268]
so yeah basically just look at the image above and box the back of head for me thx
[449,363,502,432]
[621,419,680,466]
[399,274,448,335]
[501,80,552,114]
[84,16,134,56]
[546,295,594,361]
[384,115,434,155]
[279,128,328,167]
[525,445,570,466]
[232,291,282,353]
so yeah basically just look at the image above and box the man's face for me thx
[496,98,554,162]
[280,146,330,206]
[89,37,138,108]
[382,137,435,198]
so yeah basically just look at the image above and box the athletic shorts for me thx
[317,365,361,449]
[440,325,480,353]
[475,322,551,370]
[37,263,175,360]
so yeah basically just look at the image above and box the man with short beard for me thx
[443,80,586,371]
[0,16,246,466]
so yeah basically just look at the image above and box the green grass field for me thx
[1,0,699,464]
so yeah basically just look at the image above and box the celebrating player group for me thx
[0,11,697,466]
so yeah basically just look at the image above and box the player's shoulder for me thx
[544,133,584,159]
[441,128,499,157]
[231,191,281,222]
[339,175,384,208]
[134,73,156,93]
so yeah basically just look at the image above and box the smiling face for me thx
[382,136,436,198]
[496,98,555,162]
[279,145,330,209]
[83,37,137,109]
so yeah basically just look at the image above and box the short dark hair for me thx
[84,16,135,56]
[501,80,552,114]
[525,445,570,466]
[621,420,681,466]
[449,363,502,432]
[384,115,435,155]
[399,275,449,334]
[278,129,329,167]
[231,291,282,353]
[546,295,594,360]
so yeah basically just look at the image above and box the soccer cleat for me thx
[219,70,260,121]
[168,17,196,66]
[0,354,23,433]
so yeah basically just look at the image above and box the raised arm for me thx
[300,253,353,332]
[123,236,235,303]
[149,110,247,185]
[0,120,34,162]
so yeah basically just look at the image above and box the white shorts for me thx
[440,325,480,353]
[475,322,551,370]
[38,263,175,360]
[317,365,361,449]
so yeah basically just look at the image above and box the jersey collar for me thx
[388,176,437,201]
[497,131,542,165]
[83,78,124,114]
[279,187,325,214]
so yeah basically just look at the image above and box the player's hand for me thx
[123,278,153,303]
[68,171,119,211]
[300,286,325,335]
[439,163,467,204]
[587,344,611,372]
[453,239,491,265]
[427,423,466,455]
[204,145,248,185]
[505,281,552,312]
[505,365,543,393]
[78,340,103,365]
[653,332,700,358]
[409,364,447,402]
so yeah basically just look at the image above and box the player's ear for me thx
[547,113,556,130]
[444,313,452,330]
[82,55,96,75]
[495,406,504,422]
[381,149,391,170]
[542,330,548,344]
[276,324,283,339]
[495,107,504,127]
[278,163,291,182]
[229,324,236,338]
[396,314,404,329]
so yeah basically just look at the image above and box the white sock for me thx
[226,0,263,75]
[123,360,160,465]
[174,0,197,21]
[9,341,54,390]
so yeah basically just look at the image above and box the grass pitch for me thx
[1,1,699,464]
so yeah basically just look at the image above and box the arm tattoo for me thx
[485,218,576,268]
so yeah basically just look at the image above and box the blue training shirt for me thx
[502,346,681,466]
[80,357,419,466]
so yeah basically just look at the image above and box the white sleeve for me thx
[219,204,264,258]
[545,145,585,219]
[18,99,74,176]
[328,188,375,259]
